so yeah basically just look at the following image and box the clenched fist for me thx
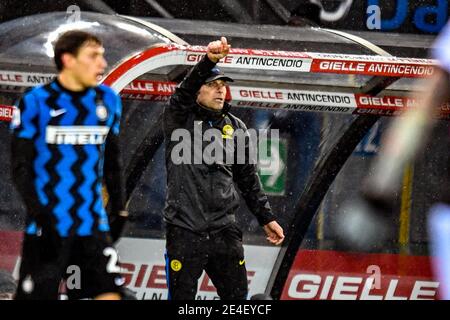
[207,37,231,63]
[263,220,285,246]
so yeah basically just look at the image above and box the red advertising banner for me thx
[310,59,435,78]
[281,249,439,300]
[0,105,13,121]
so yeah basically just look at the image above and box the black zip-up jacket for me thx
[162,55,276,233]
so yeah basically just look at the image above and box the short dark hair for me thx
[53,30,102,71]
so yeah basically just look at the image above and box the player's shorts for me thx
[15,231,124,300]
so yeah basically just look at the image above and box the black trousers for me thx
[165,223,248,300]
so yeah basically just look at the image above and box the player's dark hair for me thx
[54,30,102,71]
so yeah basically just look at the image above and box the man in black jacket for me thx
[162,37,284,300]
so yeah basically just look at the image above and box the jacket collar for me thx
[196,102,231,120]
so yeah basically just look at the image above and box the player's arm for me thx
[232,125,284,245]
[335,68,450,251]
[11,138,43,220]
[367,68,450,197]
[368,21,450,196]
[10,93,50,229]
[104,95,128,242]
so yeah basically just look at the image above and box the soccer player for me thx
[11,30,128,300]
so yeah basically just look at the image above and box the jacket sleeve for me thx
[163,55,216,134]
[232,124,276,226]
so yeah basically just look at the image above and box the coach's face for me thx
[68,42,107,88]
[197,80,227,110]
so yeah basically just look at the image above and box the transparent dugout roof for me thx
[0,12,424,95]
[0,12,177,73]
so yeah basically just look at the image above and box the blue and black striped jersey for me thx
[11,79,122,237]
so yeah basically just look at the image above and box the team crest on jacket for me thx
[171,259,182,272]
[96,104,108,121]
[222,124,234,139]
